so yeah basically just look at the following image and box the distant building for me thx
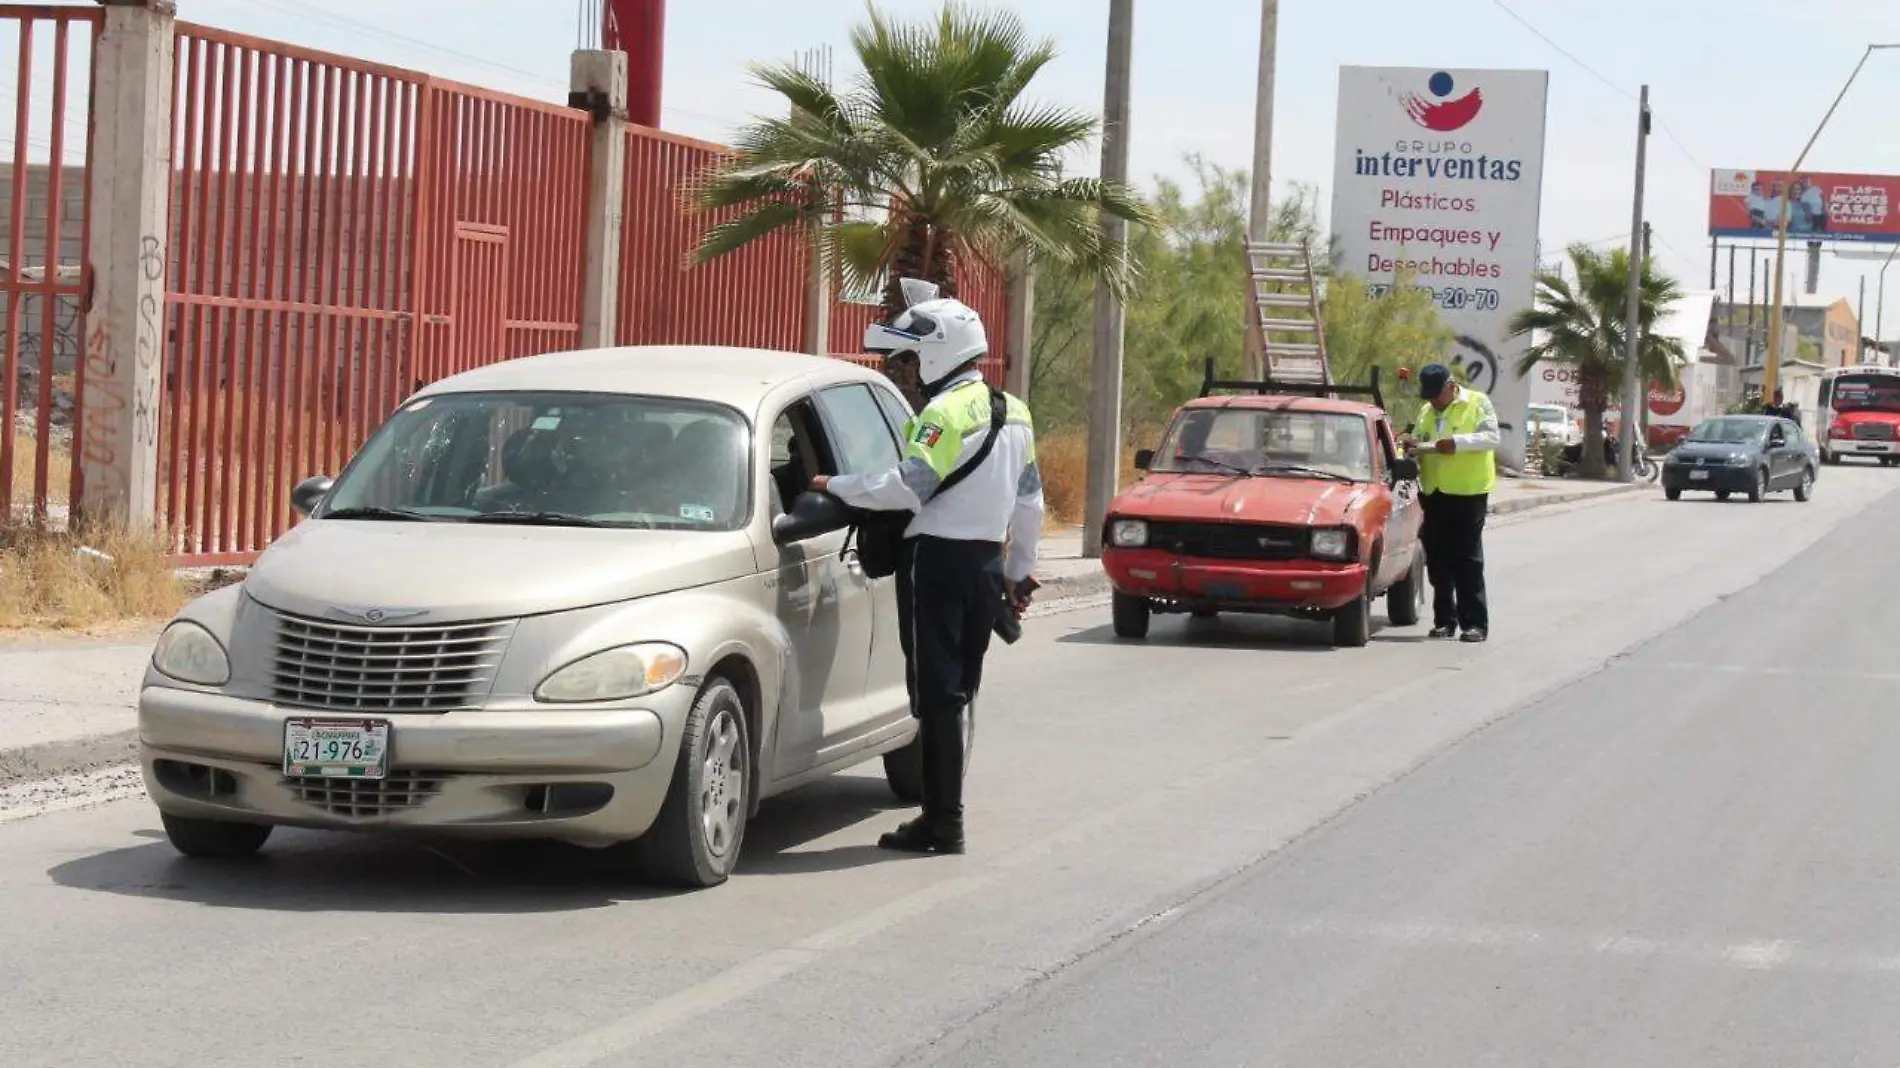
[1714,297,1861,368]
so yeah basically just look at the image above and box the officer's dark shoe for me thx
[877,818,965,855]
[1429,625,1457,639]
[1460,628,1488,643]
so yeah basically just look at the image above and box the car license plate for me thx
[284,719,390,780]
[1689,469,1710,481]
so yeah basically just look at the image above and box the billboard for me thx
[1331,66,1550,469]
[1709,169,1900,243]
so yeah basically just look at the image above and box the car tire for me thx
[1747,468,1768,503]
[160,813,272,859]
[1794,465,1814,502]
[635,677,750,889]
[1112,592,1151,639]
[1333,585,1373,648]
[1665,487,1681,501]
[883,700,976,803]
[1385,553,1423,627]
[1716,490,1731,501]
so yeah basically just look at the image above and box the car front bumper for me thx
[139,685,678,846]
[1662,464,1759,492]
[1827,437,1899,456]
[1104,548,1368,611]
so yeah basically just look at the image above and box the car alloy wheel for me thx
[635,677,751,888]
[699,706,745,862]
[1748,468,1767,503]
[1795,466,1814,502]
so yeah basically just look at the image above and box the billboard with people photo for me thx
[1709,169,1900,243]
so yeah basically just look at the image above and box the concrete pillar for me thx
[1004,255,1035,399]
[802,220,830,356]
[81,0,175,529]
[570,49,629,350]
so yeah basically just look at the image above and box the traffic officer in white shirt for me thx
[812,280,1044,855]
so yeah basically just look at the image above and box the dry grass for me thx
[1038,426,1153,526]
[0,522,190,631]
[6,432,73,511]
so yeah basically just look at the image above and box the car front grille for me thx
[271,613,511,714]
[284,770,447,819]
[1853,423,1892,440]
[1146,521,1308,561]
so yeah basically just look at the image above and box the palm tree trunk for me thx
[1579,364,1610,480]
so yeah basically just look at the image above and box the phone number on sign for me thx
[1367,283,1501,311]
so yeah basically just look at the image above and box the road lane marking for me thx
[1659,662,1900,682]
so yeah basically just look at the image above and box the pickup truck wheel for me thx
[1112,593,1151,639]
[633,677,750,889]
[160,813,272,859]
[883,701,975,803]
[1385,554,1423,627]
[1332,586,1373,648]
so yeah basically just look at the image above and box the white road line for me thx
[1659,662,1900,682]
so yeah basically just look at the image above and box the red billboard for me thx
[1709,168,1900,244]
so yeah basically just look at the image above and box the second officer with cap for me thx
[1401,362,1498,643]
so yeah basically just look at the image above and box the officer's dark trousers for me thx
[894,535,1005,832]
[1419,490,1489,631]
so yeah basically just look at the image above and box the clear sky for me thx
[38,0,1900,336]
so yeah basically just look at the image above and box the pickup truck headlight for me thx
[1109,519,1149,548]
[1310,527,1354,561]
[535,642,689,704]
[151,620,231,686]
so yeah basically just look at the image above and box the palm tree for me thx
[1508,243,1685,479]
[691,2,1156,323]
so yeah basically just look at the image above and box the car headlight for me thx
[1310,527,1354,561]
[534,642,689,704]
[1728,454,1754,466]
[1109,519,1149,548]
[151,620,231,686]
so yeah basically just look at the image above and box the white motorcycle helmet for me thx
[862,278,989,393]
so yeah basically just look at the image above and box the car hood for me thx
[243,520,761,624]
[1112,473,1374,527]
[1671,441,1761,462]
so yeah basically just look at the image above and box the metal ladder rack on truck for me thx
[1245,240,1331,387]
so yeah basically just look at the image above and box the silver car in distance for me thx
[139,346,946,888]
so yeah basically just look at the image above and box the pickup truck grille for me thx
[1146,521,1308,561]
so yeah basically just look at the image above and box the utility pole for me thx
[1859,275,1868,362]
[1083,0,1134,558]
[1879,243,1899,364]
[1617,85,1650,484]
[1244,0,1279,379]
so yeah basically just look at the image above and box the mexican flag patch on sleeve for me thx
[913,423,944,447]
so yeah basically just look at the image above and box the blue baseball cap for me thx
[1417,363,1452,399]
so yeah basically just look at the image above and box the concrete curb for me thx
[0,482,1644,795]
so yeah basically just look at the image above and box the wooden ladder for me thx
[1245,240,1330,387]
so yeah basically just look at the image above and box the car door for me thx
[1765,421,1792,486]
[764,396,880,778]
[1376,417,1421,583]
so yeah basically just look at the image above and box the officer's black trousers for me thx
[893,535,1005,831]
[1419,490,1489,631]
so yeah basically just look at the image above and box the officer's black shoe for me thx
[1429,625,1457,639]
[877,818,965,855]
[1460,628,1488,643]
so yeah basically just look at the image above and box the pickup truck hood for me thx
[243,520,761,624]
[1112,473,1373,527]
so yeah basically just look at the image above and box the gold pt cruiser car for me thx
[140,346,958,888]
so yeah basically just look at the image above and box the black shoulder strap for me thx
[928,387,1008,501]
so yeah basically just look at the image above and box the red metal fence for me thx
[0,5,96,527]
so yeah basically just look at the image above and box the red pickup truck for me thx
[1101,364,1425,648]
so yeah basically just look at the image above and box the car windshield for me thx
[1528,405,1565,424]
[1686,418,1768,445]
[318,391,750,530]
[1151,407,1375,481]
[1832,375,1900,414]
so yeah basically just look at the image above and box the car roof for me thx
[1179,393,1380,417]
[413,345,887,412]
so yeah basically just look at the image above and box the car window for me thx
[870,382,913,443]
[318,391,749,530]
[767,398,838,515]
[1375,418,1397,476]
[818,383,904,475]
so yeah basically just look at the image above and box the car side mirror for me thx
[1390,456,1420,482]
[772,491,854,545]
[1133,448,1154,470]
[290,475,334,518]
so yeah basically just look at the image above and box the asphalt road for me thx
[2,468,1894,1068]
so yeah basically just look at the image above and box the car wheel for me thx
[1794,465,1814,502]
[1747,468,1768,503]
[1385,553,1423,627]
[1332,585,1373,648]
[1665,487,1681,501]
[635,677,750,889]
[884,700,976,803]
[1112,592,1151,639]
[160,813,272,859]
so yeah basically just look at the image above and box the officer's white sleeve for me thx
[823,457,935,512]
[1451,394,1502,452]
[1004,454,1044,584]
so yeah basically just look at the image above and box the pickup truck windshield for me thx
[318,392,750,530]
[1151,407,1375,481]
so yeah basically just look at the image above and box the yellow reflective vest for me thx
[1416,386,1499,496]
